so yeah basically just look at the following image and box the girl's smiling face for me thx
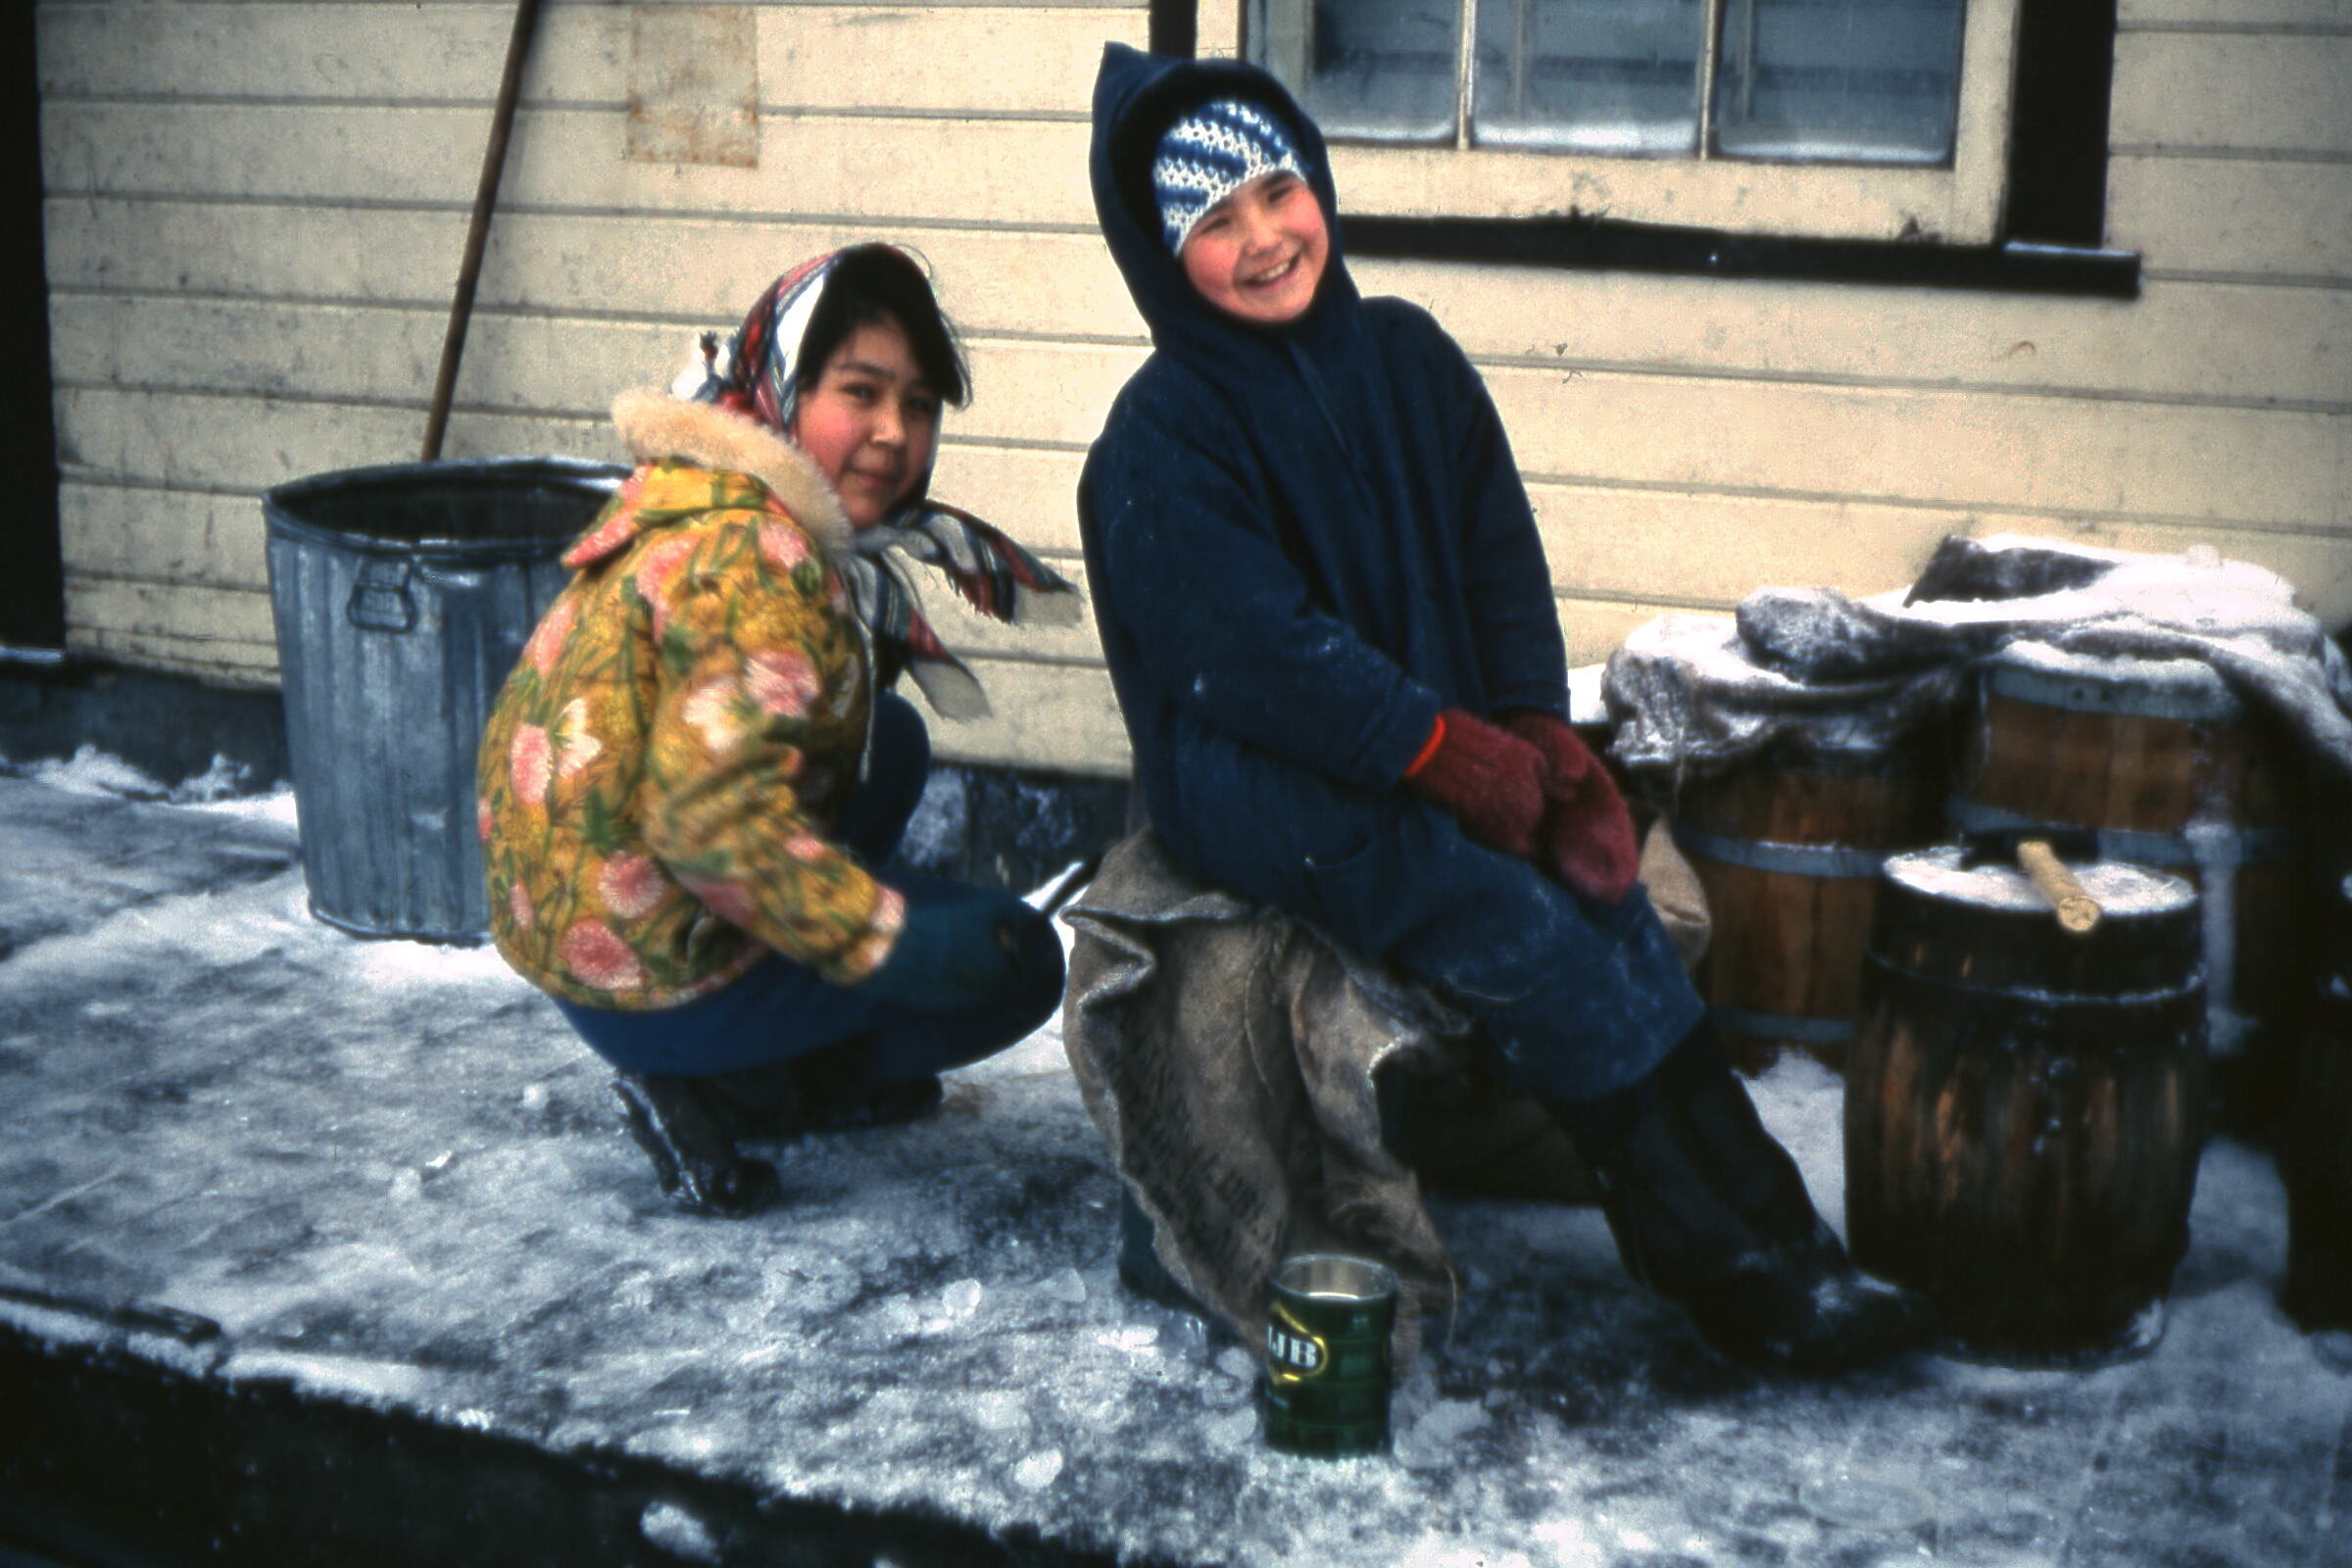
[788,317,941,529]
[1179,171,1329,327]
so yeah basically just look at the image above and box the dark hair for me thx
[795,244,970,409]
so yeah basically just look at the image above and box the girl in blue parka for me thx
[1077,44,1926,1370]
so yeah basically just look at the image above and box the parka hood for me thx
[1089,42,1360,370]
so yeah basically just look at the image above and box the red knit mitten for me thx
[1401,710,1545,859]
[1503,711,1640,905]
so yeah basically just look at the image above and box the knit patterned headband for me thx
[1152,100,1306,254]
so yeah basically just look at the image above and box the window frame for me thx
[1200,0,2026,245]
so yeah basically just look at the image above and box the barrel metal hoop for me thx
[1945,797,2297,869]
[1864,951,2206,1011]
[1709,1005,1855,1045]
[1671,822,1888,880]
[1984,657,2242,723]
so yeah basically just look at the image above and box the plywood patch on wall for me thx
[625,6,758,169]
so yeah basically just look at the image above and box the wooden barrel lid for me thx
[1874,846,2203,997]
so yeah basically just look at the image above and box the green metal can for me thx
[1261,1253,1397,1457]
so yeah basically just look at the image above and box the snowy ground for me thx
[1,756,2348,1567]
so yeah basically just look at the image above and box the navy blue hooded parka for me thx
[1078,44,1699,1102]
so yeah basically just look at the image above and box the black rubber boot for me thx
[611,1073,782,1218]
[1556,1059,1929,1372]
[1658,1022,1844,1266]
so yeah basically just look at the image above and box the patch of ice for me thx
[220,1348,439,1404]
[1215,1346,1257,1382]
[1011,1447,1064,1490]
[969,1390,1029,1433]
[639,1499,722,1563]
[21,745,170,799]
[1037,1266,1087,1304]
[939,1278,984,1318]
[1208,1404,1258,1446]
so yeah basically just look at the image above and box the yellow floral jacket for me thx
[477,390,904,1009]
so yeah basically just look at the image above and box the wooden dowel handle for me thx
[422,0,544,462]
[2017,838,2102,935]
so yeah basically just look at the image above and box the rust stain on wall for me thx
[625,6,759,169]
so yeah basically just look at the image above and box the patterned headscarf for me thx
[675,249,1080,721]
[1152,99,1306,254]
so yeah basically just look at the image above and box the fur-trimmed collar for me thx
[611,389,852,552]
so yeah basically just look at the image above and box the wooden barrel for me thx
[2283,871,2352,1333]
[1952,641,2313,1122]
[1673,733,1945,1073]
[1846,847,2207,1363]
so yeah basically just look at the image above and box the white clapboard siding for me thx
[68,624,278,688]
[2120,0,2349,22]
[1355,265,2352,409]
[43,199,1150,342]
[64,577,278,672]
[54,387,614,493]
[1484,367,2348,529]
[929,445,1091,557]
[62,294,2346,532]
[62,481,270,593]
[44,197,2351,411]
[2109,157,2352,280]
[42,102,1102,227]
[51,295,1152,447]
[924,659,1129,776]
[38,3,1144,119]
[2110,31,2352,156]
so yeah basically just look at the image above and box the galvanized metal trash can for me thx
[263,458,625,942]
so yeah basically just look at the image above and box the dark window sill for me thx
[1343,215,2141,299]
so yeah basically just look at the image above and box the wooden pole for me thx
[421,0,545,462]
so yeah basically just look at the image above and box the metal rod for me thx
[421,0,545,463]
[1696,0,1727,157]
[1455,0,1480,148]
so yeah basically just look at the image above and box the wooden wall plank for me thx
[926,658,1128,776]
[1555,596,1704,669]
[42,198,1145,340]
[66,576,277,652]
[756,6,1142,114]
[41,102,1102,226]
[929,445,1089,556]
[58,299,2349,537]
[61,481,269,592]
[1357,264,2352,409]
[2110,32,2352,153]
[1484,364,2351,528]
[2108,156,2352,279]
[37,3,1144,117]
[65,624,278,688]
[53,386,612,492]
[46,198,2350,409]
[47,293,1151,445]
[2118,0,2351,26]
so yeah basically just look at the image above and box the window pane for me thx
[1250,0,1462,143]
[1713,0,1967,164]
[1471,0,1705,154]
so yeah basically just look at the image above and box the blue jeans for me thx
[557,693,1066,1084]
[1163,735,1701,1105]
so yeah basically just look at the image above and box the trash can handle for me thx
[347,558,416,633]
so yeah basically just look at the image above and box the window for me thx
[1208,0,2024,243]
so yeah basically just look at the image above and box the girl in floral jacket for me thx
[479,245,1078,1215]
